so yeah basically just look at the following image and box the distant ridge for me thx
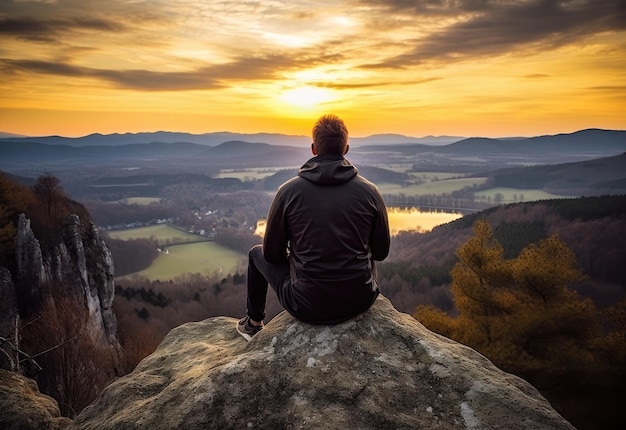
[2,128,622,149]
[350,134,464,146]
[443,129,626,154]
[1,129,624,171]
[0,130,462,147]
[0,131,312,147]
[0,132,27,138]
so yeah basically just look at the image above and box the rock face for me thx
[14,213,119,348]
[71,296,574,430]
[0,369,71,430]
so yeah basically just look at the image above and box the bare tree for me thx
[32,174,66,219]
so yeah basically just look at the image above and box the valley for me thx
[1,128,625,430]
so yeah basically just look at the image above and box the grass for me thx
[117,241,245,281]
[108,224,246,280]
[409,172,465,181]
[378,177,488,196]
[107,224,203,246]
[474,187,570,203]
[119,197,162,205]
[215,167,297,181]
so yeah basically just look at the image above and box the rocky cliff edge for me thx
[70,296,574,430]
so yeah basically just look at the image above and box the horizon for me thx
[1,126,622,142]
[1,1,624,138]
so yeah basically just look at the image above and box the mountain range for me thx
[1,128,624,172]
[0,131,463,147]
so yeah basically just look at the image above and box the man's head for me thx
[311,114,349,156]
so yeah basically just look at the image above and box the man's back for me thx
[239,114,390,338]
[262,153,389,323]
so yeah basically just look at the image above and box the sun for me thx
[280,86,335,109]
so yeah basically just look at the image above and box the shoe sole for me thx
[236,320,254,341]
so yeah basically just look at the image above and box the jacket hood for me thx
[298,154,357,186]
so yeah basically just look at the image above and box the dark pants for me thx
[246,244,289,322]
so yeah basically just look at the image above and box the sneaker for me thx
[237,316,264,341]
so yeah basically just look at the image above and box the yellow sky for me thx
[1,0,625,138]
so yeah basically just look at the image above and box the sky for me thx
[1,0,625,138]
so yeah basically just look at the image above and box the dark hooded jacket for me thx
[263,154,390,324]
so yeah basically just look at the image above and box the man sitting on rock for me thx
[237,114,390,340]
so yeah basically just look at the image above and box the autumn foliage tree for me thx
[415,220,598,385]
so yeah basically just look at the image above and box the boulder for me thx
[71,296,575,430]
[0,369,71,430]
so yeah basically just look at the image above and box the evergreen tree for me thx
[416,220,599,385]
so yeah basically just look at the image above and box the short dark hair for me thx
[312,114,348,155]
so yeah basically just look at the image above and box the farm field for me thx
[215,167,296,181]
[377,177,488,196]
[115,197,162,205]
[116,241,245,281]
[474,187,570,203]
[107,224,199,246]
[409,171,465,181]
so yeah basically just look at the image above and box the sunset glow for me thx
[0,0,624,138]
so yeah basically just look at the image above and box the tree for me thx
[21,287,116,417]
[32,174,65,219]
[446,220,514,349]
[416,220,599,385]
[0,173,35,267]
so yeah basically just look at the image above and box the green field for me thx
[109,225,246,280]
[409,172,465,181]
[378,177,488,196]
[474,187,570,203]
[107,224,199,246]
[117,197,162,205]
[215,167,297,181]
[117,241,245,281]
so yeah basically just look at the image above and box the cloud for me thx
[0,17,126,42]
[1,0,624,93]
[320,77,442,90]
[1,53,312,91]
[355,0,626,67]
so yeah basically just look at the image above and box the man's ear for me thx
[343,144,349,155]
[311,143,318,155]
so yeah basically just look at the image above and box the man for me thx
[237,114,390,340]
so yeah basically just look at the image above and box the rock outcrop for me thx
[14,213,119,348]
[71,296,574,430]
[0,369,71,430]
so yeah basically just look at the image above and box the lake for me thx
[255,207,462,237]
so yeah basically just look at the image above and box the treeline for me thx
[73,172,247,201]
[0,172,90,268]
[84,199,179,227]
[116,285,170,307]
[104,238,159,276]
[382,190,493,212]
